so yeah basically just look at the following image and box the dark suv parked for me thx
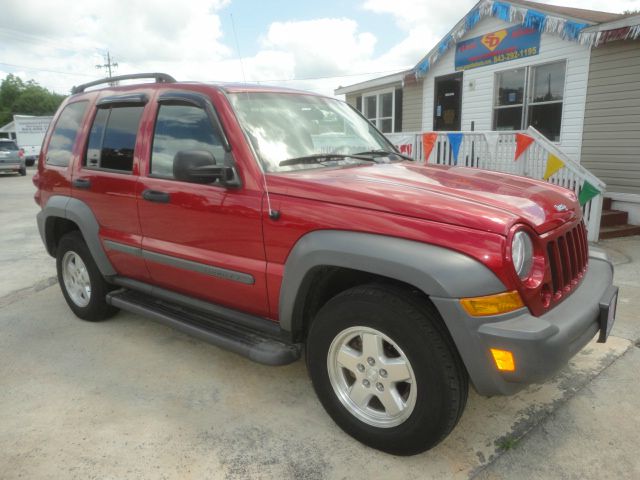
[34,73,617,455]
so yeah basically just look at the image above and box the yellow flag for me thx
[543,154,564,180]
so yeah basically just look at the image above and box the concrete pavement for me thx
[0,171,638,479]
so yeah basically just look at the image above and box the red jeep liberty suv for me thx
[34,73,617,455]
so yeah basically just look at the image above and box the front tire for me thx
[306,284,468,455]
[56,231,118,321]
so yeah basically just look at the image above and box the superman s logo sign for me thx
[481,29,508,51]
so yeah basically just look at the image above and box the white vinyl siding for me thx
[422,16,591,162]
[402,81,423,132]
[581,40,640,195]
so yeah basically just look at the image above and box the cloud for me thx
[0,0,231,93]
[3,0,638,99]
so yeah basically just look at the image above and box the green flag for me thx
[578,180,600,206]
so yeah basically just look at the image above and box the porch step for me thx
[603,197,612,210]
[600,209,629,227]
[599,224,640,239]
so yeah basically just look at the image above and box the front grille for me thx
[545,222,588,297]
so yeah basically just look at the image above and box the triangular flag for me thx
[543,154,564,180]
[422,132,438,162]
[447,133,463,165]
[578,180,600,206]
[484,131,500,160]
[514,133,534,161]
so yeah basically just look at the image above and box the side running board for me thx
[106,289,301,366]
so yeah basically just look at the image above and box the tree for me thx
[0,74,66,126]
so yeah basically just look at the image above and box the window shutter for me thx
[394,88,403,132]
[356,95,362,112]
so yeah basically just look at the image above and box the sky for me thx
[0,0,639,98]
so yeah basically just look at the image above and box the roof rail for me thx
[71,73,176,94]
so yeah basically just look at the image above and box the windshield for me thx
[228,92,394,172]
[0,141,19,151]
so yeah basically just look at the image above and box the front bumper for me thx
[432,250,615,396]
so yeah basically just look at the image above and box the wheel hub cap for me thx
[61,251,91,308]
[327,326,417,428]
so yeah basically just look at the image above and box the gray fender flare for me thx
[37,195,116,276]
[278,230,506,333]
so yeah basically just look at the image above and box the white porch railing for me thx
[386,126,606,242]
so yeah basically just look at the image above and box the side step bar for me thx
[106,289,301,366]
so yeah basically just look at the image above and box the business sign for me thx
[455,25,540,71]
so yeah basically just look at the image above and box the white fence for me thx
[386,127,605,242]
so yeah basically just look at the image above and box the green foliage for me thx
[0,74,66,126]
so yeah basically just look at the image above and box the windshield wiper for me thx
[279,153,378,167]
[353,149,414,161]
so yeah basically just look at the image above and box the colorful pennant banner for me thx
[484,131,500,160]
[543,154,564,180]
[447,133,463,165]
[422,132,438,161]
[514,133,534,161]
[578,181,600,206]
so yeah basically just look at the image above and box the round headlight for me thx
[512,231,534,280]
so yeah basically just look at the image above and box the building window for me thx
[493,61,566,141]
[359,90,395,133]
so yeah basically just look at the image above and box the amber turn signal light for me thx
[459,291,525,317]
[490,348,516,372]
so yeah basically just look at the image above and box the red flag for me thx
[422,132,438,161]
[514,133,534,161]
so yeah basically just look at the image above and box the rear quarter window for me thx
[46,101,89,167]
[85,105,144,173]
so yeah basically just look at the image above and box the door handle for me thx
[72,178,91,189]
[142,189,171,203]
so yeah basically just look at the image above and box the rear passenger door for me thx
[72,95,150,282]
[137,91,268,317]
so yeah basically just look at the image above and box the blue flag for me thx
[447,133,463,165]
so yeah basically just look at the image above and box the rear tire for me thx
[306,284,468,455]
[56,231,118,321]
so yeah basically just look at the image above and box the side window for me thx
[151,104,225,179]
[46,101,88,167]
[85,105,144,173]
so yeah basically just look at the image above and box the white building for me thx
[336,0,640,235]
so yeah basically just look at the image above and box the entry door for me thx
[434,73,463,131]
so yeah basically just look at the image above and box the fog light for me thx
[490,348,516,372]
[460,291,524,317]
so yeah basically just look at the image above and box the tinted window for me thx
[46,101,88,167]
[85,109,109,168]
[151,104,225,179]
[85,106,143,172]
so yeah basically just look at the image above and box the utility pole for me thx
[96,52,118,80]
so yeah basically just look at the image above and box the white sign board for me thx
[13,115,53,157]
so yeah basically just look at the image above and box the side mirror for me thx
[173,150,239,186]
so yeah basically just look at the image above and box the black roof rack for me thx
[71,72,176,94]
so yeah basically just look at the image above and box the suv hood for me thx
[267,162,580,236]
